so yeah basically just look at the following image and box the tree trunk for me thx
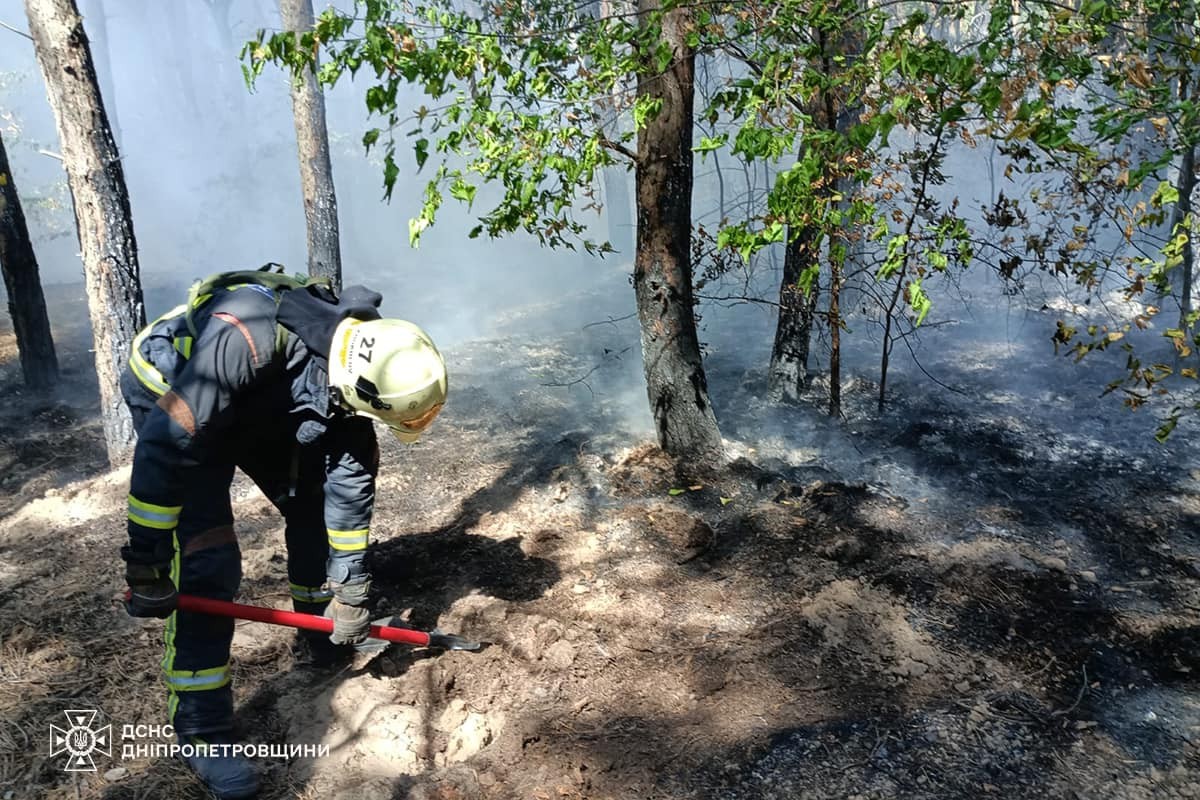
[82,0,119,146]
[280,0,342,291]
[0,129,59,390]
[25,0,145,463]
[829,249,842,418]
[1174,142,1195,334]
[768,225,818,403]
[634,0,723,462]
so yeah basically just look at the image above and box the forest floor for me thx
[1,282,1199,800]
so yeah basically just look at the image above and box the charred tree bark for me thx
[768,226,818,403]
[281,0,342,291]
[0,129,59,390]
[25,0,145,463]
[82,0,118,146]
[634,0,723,462]
[1174,141,1195,334]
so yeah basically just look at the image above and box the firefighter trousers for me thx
[128,419,333,735]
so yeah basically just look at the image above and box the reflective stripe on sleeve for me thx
[128,495,182,531]
[327,528,369,551]
[129,304,188,396]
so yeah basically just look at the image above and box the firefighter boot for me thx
[177,731,259,800]
[172,690,258,799]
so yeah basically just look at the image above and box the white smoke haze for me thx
[0,0,1195,467]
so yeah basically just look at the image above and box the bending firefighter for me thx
[119,267,447,799]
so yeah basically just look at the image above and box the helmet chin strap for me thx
[328,386,355,415]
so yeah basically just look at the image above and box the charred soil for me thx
[1,286,1199,800]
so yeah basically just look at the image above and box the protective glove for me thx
[123,560,178,618]
[324,578,371,645]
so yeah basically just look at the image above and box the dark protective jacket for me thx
[124,280,385,581]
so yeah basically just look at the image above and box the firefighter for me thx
[119,268,447,799]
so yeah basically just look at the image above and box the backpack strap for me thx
[184,265,331,346]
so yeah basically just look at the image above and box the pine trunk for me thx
[768,225,818,403]
[280,0,342,291]
[82,0,119,145]
[0,129,59,390]
[25,0,145,463]
[634,0,723,462]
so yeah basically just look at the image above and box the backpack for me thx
[129,264,329,396]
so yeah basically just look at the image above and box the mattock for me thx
[123,591,484,651]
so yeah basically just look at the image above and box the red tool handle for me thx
[147,592,432,647]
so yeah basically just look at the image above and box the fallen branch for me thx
[582,312,636,331]
[541,347,632,398]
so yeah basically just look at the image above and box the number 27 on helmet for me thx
[328,318,448,443]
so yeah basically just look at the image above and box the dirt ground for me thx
[1,284,1199,799]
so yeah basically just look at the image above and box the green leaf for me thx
[909,278,932,325]
[449,178,477,205]
[668,488,686,496]
[1151,180,1181,208]
[408,216,429,247]
[382,152,400,200]
[633,96,664,129]
[1154,413,1179,443]
[414,138,430,171]
[694,134,728,153]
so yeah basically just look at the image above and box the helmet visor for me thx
[388,402,444,443]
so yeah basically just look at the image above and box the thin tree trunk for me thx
[25,0,145,463]
[281,0,342,291]
[878,260,906,411]
[829,249,842,418]
[1174,142,1194,334]
[768,225,818,403]
[634,0,722,462]
[0,129,59,390]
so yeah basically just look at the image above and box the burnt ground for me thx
[1,283,1199,800]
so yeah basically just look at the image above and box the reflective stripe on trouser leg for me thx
[327,528,368,551]
[163,462,239,737]
[283,482,331,614]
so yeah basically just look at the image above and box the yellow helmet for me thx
[329,318,447,443]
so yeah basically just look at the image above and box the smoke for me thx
[0,0,1194,467]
